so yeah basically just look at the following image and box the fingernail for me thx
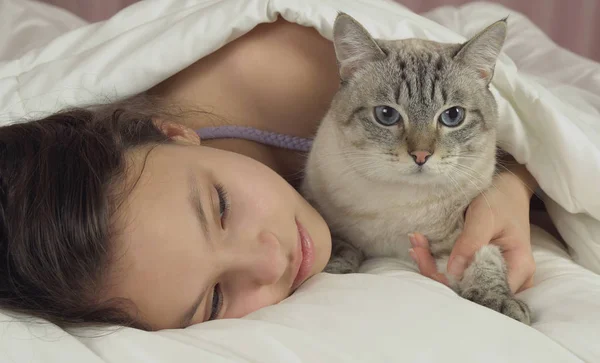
[408,233,425,248]
[448,256,468,277]
[409,248,419,265]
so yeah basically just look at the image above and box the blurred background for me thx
[37,0,600,62]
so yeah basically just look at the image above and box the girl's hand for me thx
[410,165,538,293]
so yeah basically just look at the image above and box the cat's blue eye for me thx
[439,106,465,127]
[374,106,401,126]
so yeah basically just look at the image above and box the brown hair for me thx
[0,95,180,329]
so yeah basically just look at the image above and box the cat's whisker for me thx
[451,163,504,198]
[314,149,379,158]
[453,163,492,185]
[443,157,539,199]
[309,153,413,180]
[339,160,386,179]
[442,154,488,162]
[492,163,540,199]
[312,157,382,167]
[449,166,494,216]
[446,161,485,180]
[308,157,378,173]
[440,165,471,208]
[309,153,381,166]
[453,158,540,199]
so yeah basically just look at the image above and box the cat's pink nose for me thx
[410,150,432,166]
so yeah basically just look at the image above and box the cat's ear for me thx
[332,12,386,81]
[453,18,507,84]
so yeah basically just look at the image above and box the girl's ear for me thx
[154,120,201,145]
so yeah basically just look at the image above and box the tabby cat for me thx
[302,13,530,324]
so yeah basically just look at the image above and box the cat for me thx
[301,13,531,325]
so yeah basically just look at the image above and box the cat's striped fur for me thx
[302,13,530,324]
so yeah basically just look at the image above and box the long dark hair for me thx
[0,95,181,329]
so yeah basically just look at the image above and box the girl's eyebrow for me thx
[179,287,207,328]
[188,171,209,241]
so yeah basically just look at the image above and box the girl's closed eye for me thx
[215,183,230,228]
[208,283,223,321]
[206,185,228,321]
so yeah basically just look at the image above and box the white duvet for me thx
[1,0,599,362]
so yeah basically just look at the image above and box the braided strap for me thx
[196,126,313,153]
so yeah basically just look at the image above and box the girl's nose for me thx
[232,230,287,287]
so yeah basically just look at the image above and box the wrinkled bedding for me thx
[1,0,599,362]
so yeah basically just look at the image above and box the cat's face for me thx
[324,14,506,186]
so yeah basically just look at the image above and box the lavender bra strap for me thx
[196,126,313,153]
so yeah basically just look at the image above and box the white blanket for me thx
[1,0,599,362]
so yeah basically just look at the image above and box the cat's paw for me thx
[461,289,531,325]
[500,296,531,325]
[324,256,359,274]
[325,237,363,274]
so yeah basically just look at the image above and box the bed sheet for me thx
[0,0,86,61]
[2,226,598,363]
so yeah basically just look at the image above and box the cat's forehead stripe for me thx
[380,42,453,107]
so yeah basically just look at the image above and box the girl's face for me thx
[105,124,331,330]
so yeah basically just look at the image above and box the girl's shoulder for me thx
[149,18,339,139]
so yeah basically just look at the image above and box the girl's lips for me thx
[292,219,315,291]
